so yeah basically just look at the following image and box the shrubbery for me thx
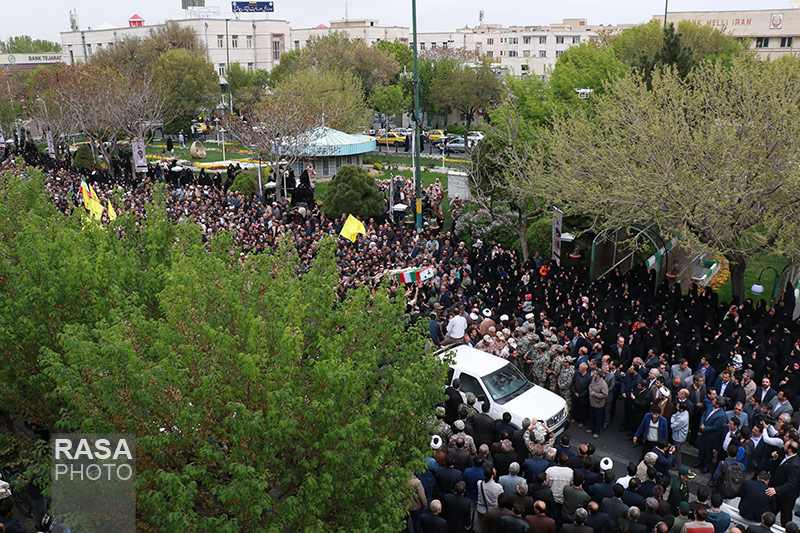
[72,144,96,170]
[323,165,385,219]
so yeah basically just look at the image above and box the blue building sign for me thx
[232,1,274,12]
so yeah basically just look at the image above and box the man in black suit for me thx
[511,418,531,463]
[421,499,449,533]
[756,376,777,406]
[617,506,647,533]
[585,501,615,533]
[766,439,800,527]
[587,469,615,503]
[441,481,472,533]
[739,471,776,523]
[601,483,629,522]
[493,412,516,443]
[746,512,778,533]
[725,372,747,407]
[749,424,771,474]
[446,438,471,472]
[471,402,495,448]
[444,379,463,424]
[435,456,463,496]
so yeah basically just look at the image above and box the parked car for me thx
[466,131,485,142]
[439,139,467,153]
[375,132,407,146]
[432,134,460,147]
[427,129,446,142]
[391,127,413,137]
[440,345,568,432]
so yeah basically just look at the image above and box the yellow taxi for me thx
[427,129,445,142]
[375,132,406,146]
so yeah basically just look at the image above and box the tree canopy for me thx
[548,57,800,299]
[430,61,501,135]
[323,165,387,219]
[0,35,61,53]
[154,48,219,133]
[1,165,446,531]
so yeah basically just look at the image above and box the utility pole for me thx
[663,0,669,31]
[412,0,422,230]
[225,19,233,114]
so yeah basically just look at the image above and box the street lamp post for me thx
[663,0,669,31]
[412,0,422,230]
[751,266,780,300]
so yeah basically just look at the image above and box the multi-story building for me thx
[653,8,800,59]
[417,19,627,77]
[61,15,291,77]
[289,19,409,52]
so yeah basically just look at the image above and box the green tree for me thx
[275,67,370,133]
[677,20,750,63]
[323,165,386,219]
[376,40,414,73]
[265,47,303,86]
[549,57,800,300]
[0,35,61,53]
[609,20,663,72]
[430,61,501,144]
[653,23,696,79]
[303,32,399,94]
[154,48,219,134]
[1,165,446,530]
[372,84,409,119]
[91,21,204,71]
[547,42,627,113]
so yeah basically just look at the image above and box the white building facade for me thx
[61,18,291,78]
[653,8,800,59]
[289,19,409,52]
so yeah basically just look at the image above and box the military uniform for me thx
[558,363,575,413]
[531,342,550,386]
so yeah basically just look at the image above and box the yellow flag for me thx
[88,182,101,203]
[339,214,366,243]
[89,198,104,221]
[80,180,92,207]
[108,199,117,221]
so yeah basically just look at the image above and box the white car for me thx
[466,131,485,142]
[440,345,568,432]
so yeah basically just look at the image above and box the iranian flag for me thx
[394,266,436,284]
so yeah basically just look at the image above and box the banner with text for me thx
[232,1,274,12]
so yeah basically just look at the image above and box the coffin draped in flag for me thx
[391,266,436,284]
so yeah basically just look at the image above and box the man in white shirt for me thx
[442,307,468,345]
[546,452,574,504]
[671,402,690,467]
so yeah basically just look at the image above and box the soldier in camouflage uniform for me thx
[548,345,567,392]
[531,342,550,386]
[515,325,532,357]
[459,392,480,422]
[557,356,576,414]
[433,406,453,446]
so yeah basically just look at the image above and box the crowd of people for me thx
[3,140,800,533]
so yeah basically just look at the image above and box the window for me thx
[556,50,564,57]
[539,50,546,58]
[294,40,300,49]
[509,37,518,44]
[69,47,74,64]
[486,50,493,57]
[86,44,92,55]
[247,62,253,72]
[442,42,448,48]
[431,42,437,48]
[231,35,239,48]
[336,157,341,170]
[97,43,102,50]
[521,64,529,72]
[539,36,547,44]
[486,38,494,45]
[556,36,564,44]
[482,364,531,402]
[458,373,487,402]
[246,35,253,48]
[573,36,580,44]
[420,42,425,50]
[523,50,530,57]
[781,37,793,48]
[500,50,505,56]
[756,37,770,48]
[218,63,226,76]
[346,155,352,165]
[523,37,531,44]
[508,50,518,57]
[217,35,224,48]
[272,39,281,61]
[323,157,329,175]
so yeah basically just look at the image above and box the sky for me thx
[0,0,794,44]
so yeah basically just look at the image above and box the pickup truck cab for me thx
[441,345,568,432]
